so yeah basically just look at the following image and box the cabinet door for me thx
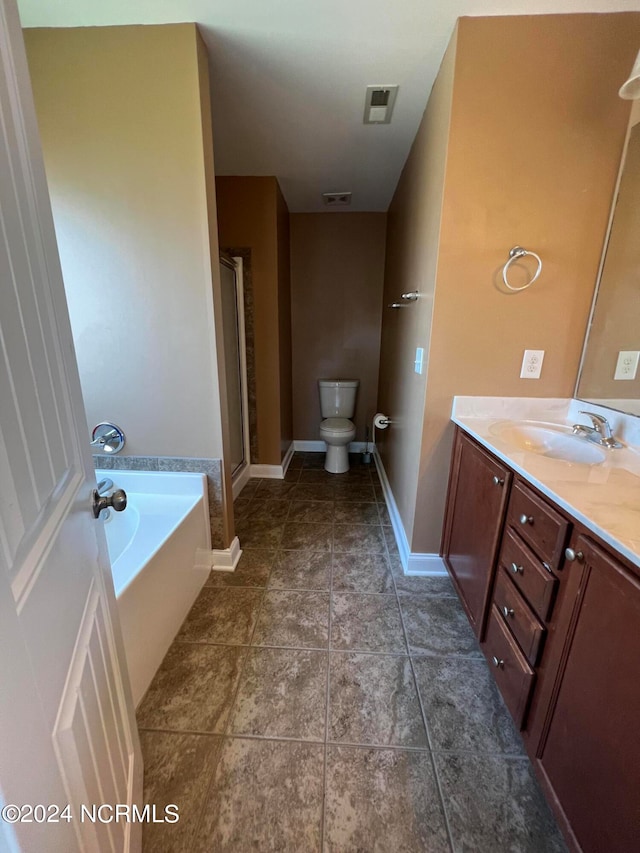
[535,537,640,853]
[442,429,512,636]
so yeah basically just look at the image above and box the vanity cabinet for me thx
[442,426,640,853]
[441,430,512,636]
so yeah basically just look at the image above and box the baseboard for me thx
[232,463,252,498]
[293,440,367,453]
[373,448,447,577]
[209,537,242,572]
[249,442,294,480]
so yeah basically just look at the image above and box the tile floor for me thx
[137,452,567,852]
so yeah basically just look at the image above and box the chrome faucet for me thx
[572,411,622,449]
[96,478,114,495]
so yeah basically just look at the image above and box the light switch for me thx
[414,347,424,374]
[614,350,639,380]
[520,349,544,379]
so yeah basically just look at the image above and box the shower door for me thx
[219,256,248,476]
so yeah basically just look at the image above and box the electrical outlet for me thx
[520,349,544,379]
[614,350,639,381]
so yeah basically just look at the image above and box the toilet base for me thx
[324,443,350,474]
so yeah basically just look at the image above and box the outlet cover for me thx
[520,349,545,379]
[614,350,639,380]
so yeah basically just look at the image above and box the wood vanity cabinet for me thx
[442,426,640,853]
[441,430,512,636]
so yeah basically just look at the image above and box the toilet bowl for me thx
[318,379,359,473]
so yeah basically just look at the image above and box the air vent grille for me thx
[322,192,352,207]
[363,85,398,124]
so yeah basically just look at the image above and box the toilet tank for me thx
[318,379,359,418]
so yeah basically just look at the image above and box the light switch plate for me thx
[414,347,424,374]
[520,349,544,379]
[614,350,639,380]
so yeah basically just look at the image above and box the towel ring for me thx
[502,246,542,292]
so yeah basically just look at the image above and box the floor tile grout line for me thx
[386,534,456,853]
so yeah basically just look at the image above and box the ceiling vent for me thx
[322,192,352,207]
[363,85,399,124]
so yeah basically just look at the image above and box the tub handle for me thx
[92,487,127,519]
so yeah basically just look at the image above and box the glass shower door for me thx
[219,257,245,475]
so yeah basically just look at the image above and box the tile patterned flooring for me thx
[138,452,566,852]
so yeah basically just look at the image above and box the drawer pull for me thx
[502,605,515,618]
[565,548,585,563]
[519,513,534,525]
[492,656,505,669]
[492,475,505,486]
[511,562,524,575]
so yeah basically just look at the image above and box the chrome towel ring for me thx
[502,246,542,292]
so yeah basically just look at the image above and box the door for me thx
[0,3,141,851]
[219,256,248,476]
[441,429,512,637]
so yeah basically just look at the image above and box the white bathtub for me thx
[96,469,211,706]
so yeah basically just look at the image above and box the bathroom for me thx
[1,1,639,852]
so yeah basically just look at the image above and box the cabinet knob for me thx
[511,562,524,575]
[565,548,585,563]
[519,513,533,525]
[502,605,515,618]
[492,656,504,669]
[492,475,504,486]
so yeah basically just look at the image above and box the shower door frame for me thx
[220,253,251,496]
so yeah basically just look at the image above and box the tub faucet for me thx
[96,478,114,495]
[572,411,622,449]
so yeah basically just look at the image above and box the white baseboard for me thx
[249,442,294,480]
[374,448,447,577]
[281,442,294,475]
[209,536,242,572]
[293,440,367,453]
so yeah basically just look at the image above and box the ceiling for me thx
[17,0,640,212]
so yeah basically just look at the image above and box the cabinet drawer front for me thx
[507,481,569,569]
[493,569,546,665]
[483,605,535,729]
[499,528,558,621]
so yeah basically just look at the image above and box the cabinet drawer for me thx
[493,569,546,665]
[499,528,558,621]
[507,481,569,569]
[483,604,535,729]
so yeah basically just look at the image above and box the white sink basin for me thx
[489,420,607,465]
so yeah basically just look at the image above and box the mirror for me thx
[577,119,640,417]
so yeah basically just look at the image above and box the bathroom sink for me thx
[489,420,607,465]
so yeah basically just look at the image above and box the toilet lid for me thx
[320,418,353,433]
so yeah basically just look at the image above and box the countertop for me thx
[451,397,640,569]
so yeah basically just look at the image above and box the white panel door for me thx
[0,2,141,851]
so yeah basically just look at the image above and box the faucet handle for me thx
[578,410,611,437]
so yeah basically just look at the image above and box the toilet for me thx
[318,379,359,473]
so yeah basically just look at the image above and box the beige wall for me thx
[25,25,224,461]
[290,213,387,441]
[377,33,457,537]
[379,13,640,555]
[215,176,292,465]
[578,122,640,402]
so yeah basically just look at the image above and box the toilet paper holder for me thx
[374,413,392,429]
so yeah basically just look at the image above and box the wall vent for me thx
[322,192,352,207]
[363,85,399,124]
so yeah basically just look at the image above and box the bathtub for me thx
[96,469,211,706]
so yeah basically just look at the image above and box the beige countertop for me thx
[451,397,640,569]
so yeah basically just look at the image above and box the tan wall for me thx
[578,122,640,402]
[25,25,224,460]
[290,213,387,441]
[277,186,293,457]
[215,176,292,465]
[379,13,640,554]
[377,34,457,537]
